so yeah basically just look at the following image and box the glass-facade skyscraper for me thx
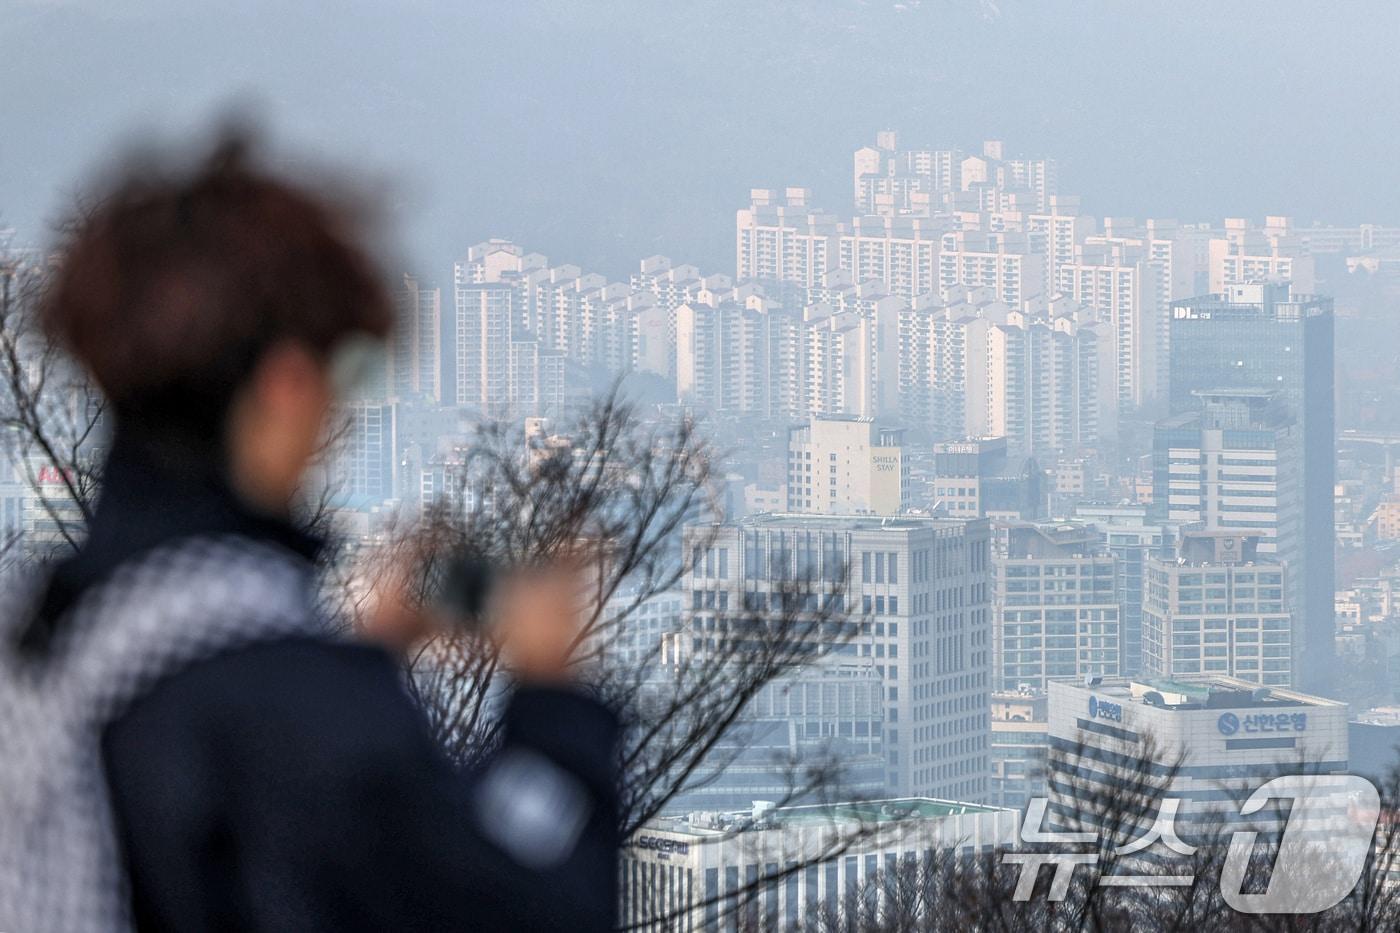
[1165,281,1334,694]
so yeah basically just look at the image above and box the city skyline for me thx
[5,1,1400,280]
[5,4,1400,925]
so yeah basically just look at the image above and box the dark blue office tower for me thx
[1166,281,1334,695]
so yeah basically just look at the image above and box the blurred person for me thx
[0,136,619,932]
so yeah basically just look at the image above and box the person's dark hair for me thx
[42,132,392,441]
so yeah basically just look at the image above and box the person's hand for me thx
[359,555,435,654]
[489,564,586,685]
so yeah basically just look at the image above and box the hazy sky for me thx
[4,0,1398,280]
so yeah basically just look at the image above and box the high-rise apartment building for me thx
[631,256,734,379]
[835,215,949,300]
[1056,240,1162,411]
[1141,530,1292,687]
[785,415,906,515]
[675,293,801,418]
[896,290,1002,440]
[853,133,1057,216]
[1208,217,1316,294]
[991,522,1119,692]
[736,188,840,287]
[452,240,707,408]
[452,244,568,414]
[802,303,878,419]
[985,312,1107,460]
[683,513,992,798]
[894,291,1110,457]
[1167,282,1333,694]
[389,274,442,403]
[937,230,1044,306]
[853,130,963,215]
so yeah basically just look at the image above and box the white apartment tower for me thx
[985,312,1105,460]
[452,245,564,414]
[389,274,442,402]
[853,133,1058,216]
[1056,239,1162,412]
[735,188,839,287]
[938,230,1044,306]
[1209,217,1316,294]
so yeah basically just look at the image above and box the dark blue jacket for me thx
[26,435,620,932]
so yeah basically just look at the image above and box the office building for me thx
[21,460,88,562]
[989,687,1049,809]
[336,401,397,505]
[932,437,1009,520]
[785,415,906,515]
[1048,676,1349,841]
[1142,530,1292,686]
[992,522,1119,692]
[1348,707,1400,785]
[622,797,1018,932]
[0,458,26,566]
[1156,382,1315,687]
[601,584,685,670]
[932,436,1048,521]
[1072,503,1178,676]
[664,659,888,814]
[1166,285,1334,653]
[684,513,992,797]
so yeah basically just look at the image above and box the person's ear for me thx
[252,342,330,414]
[226,341,334,512]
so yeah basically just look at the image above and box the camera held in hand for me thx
[433,552,500,631]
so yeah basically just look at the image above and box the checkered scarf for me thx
[0,535,325,933]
